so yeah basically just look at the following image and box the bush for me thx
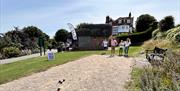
[154,31,167,40]
[2,47,21,58]
[159,16,175,32]
[0,53,3,59]
[139,51,180,91]
[129,51,180,91]
[142,39,174,50]
[152,29,160,39]
[31,48,40,54]
[116,24,157,45]
[166,26,180,44]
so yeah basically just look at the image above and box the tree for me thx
[159,16,174,32]
[22,26,48,49]
[136,14,157,32]
[5,27,28,48]
[22,26,43,38]
[54,29,68,42]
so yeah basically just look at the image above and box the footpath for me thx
[0,49,57,64]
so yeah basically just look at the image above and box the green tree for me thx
[54,29,68,42]
[23,26,43,38]
[48,38,57,48]
[5,27,27,48]
[136,14,157,32]
[159,16,175,32]
[22,26,46,49]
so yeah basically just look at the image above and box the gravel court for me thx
[0,55,134,91]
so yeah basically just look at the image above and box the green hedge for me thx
[2,47,21,58]
[116,27,156,45]
[116,22,158,45]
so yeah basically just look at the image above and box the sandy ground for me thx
[0,55,136,91]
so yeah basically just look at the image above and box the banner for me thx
[67,23,77,40]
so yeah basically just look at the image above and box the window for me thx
[126,26,129,29]
[125,19,127,23]
[127,19,130,23]
[118,20,122,24]
[122,26,124,29]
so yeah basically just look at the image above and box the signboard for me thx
[67,23,77,40]
[47,51,54,60]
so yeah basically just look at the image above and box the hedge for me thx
[116,26,157,45]
[2,47,21,58]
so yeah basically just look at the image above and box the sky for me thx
[0,0,180,38]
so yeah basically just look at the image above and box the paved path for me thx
[0,55,134,91]
[0,49,57,64]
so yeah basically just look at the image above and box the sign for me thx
[47,51,54,60]
[38,37,45,47]
[67,23,77,40]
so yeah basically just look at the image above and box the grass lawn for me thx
[125,67,143,91]
[0,46,142,84]
[107,46,143,57]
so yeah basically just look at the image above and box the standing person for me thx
[124,38,131,57]
[119,40,125,56]
[102,39,108,50]
[110,37,118,57]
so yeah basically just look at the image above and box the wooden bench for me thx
[146,47,167,65]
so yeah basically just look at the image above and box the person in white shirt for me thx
[124,38,131,57]
[119,40,124,56]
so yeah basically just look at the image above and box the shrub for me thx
[116,24,157,45]
[31,48,40,54]
[2,47,21,58]
[166,26,180,44]
[159,16,175,32]
[0,53,3,59]
[154,32,167,39]
[142,39,174,50]
[152,29,160,39]
[173,33,180,44]
[140,50,180,91]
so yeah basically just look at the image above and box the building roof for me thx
[76,24,112,37]
[105,13,134,26]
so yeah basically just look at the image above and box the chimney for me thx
[106,16,110,23]
[129,12,131,18]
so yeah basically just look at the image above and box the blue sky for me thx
[0,0,180,38]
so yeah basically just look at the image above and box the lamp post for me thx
[38,36,45,56]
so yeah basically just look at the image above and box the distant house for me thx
[76,24,112,50]
[105,12,134,35]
